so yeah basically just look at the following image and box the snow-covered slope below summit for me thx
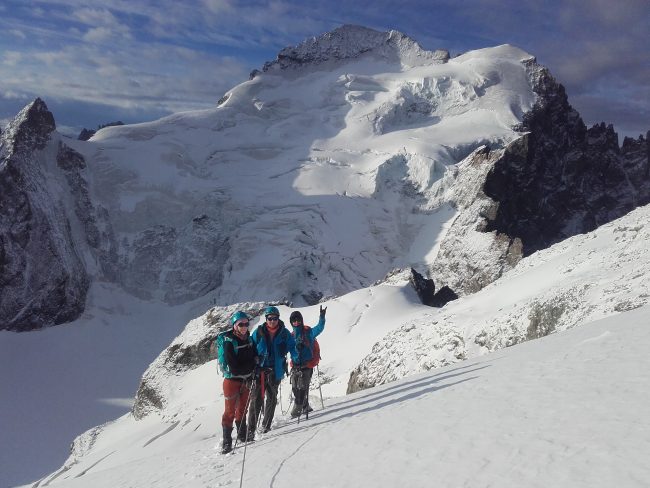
[32,305,650,488]
[67,38,536,307]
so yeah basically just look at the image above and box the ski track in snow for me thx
[142,422,180,447]
[269,427,323,488]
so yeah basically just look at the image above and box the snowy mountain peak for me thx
[259,24,449,75]
[1,97,55,156]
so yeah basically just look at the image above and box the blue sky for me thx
[0,0,647,140]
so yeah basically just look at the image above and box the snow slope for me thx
[20,200,650,488]
[29,305,650,488]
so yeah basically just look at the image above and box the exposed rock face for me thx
[56,141,118,281]
[408,268,458,307]
[77,128,95,141]
[429,145,525,296]
[78,121,124,141]
[259,24,449,75]
[431,286,458,307]
[0,99,89,331]
[409,268,436,305]
[117,214,232,304]
[483,64,650,256]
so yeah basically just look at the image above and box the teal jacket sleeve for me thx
[309,316,325,340]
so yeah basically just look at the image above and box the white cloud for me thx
[73,7,120,26]
[9,29,26,40]
[3,51,22,66]
[33,51,68,65]
[83,26,116,42]
[1,90,28,100]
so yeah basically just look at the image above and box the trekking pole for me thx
[316,365,325,409]
[237,374,260,488]
[256,371,266,433]
[279,382,286,415]
[304,370,310,421]
[239,426,250,488]
[287,396,294,416]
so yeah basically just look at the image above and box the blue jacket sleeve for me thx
[309,316,325,340]
[251,328,263,356]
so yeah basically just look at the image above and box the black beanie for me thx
[289,311,303,324]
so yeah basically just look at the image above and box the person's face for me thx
[266,315,279,328]
[234,319,249,335]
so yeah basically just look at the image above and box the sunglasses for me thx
[235,321,249,327]
[266,316,279,321]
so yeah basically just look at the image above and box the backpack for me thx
[292,326,321,368]
[215,330,231,375]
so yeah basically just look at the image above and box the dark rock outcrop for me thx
[78,121,124,141]
[409,268,436,305]
[483,65,650,256]
[431,286,459,307]
[409,268,458,308]
[77,128,95,141]
[0,99,89,331]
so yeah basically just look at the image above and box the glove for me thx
[319,305,327,318]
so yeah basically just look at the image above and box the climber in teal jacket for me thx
[246,306,297,438]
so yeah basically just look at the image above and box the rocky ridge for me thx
[483,62,650,256]
[257,24,449,76]
[426,63,649,296]
[0,99,90,331]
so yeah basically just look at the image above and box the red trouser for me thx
[222,378,251,428]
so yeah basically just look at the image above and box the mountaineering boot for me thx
[221,426,233,454]
[235,420,248,442]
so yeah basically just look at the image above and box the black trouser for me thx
[248,370,281,432]
[291,367,313,409]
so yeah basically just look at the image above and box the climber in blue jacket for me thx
[246,306,297,438]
